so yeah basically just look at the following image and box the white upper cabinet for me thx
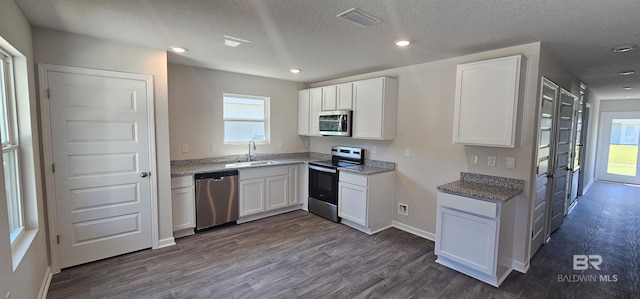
[321,83,353,111]
[336,83,353,110]
[321,85,337,111]
[352,77,398,140]
[297,89,310,135]
[298,88,322,136]
[452,55,526,147]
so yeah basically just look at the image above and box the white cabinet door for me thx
[171,187,194,231]
[266,175,289,210]
[321,85,337,111]
[435,207,497,275]
[309,88,322,136]
[336,83,353,110]
[352,77,397,140]
[338,182,368,226]
[298,89,310,135]
[288,165,299,206]
[453,55,525,147]
[239,178,265,216]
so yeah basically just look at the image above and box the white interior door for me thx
[597,112,640,185]
[531,77,557,256]
[44,66,155,269]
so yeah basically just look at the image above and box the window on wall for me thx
[0,48,24,245]
[223,93,270,144]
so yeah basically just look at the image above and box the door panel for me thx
[549,89,577,233]
[48,70,153,268]
[531,77,558,255]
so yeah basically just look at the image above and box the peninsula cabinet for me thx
[452,55,526,147]
[171,175,195,238]
[435,191,517,287]
[338,170,394,234]
[352,77,397,140]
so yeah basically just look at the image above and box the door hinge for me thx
[56,235,60,244]
[47,88,50,99]
[52,163,55,173]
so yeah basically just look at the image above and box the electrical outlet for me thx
[182,144,189,153]
[304,141,308,148]
[398,203,409,216]
[404,148,411,158]
[278,141,283,149]
[506,157,516,169]
[488,156,496,167]
[472,155,479,165]
[372,145,377,154]
[211,143,218,152]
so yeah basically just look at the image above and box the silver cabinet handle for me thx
[140,171,150,178]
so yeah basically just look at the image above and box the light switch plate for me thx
[472,155,479,165]
[506,157,516,169]
[488,156,496,167]
[304,141,309,148]
[211,143,218,152]
[405,148,411,157]
[182,144,189,153]
[372,146,377,154]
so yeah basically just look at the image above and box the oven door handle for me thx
[309,165,337,174]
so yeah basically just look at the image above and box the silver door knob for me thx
[140,171,150,178]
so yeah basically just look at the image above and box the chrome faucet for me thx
[248,140,256,162]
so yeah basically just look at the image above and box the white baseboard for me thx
[392,221,436,241]
[38,266,53,299]
[512,260,530,273]
[157,237,176,249]
[584,179,594,193]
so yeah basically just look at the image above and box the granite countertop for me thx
[170,152,395,176]
[437,172,524,202]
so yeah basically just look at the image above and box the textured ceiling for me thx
[15,0,640,100]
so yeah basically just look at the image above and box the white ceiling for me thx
[15,0,640,100]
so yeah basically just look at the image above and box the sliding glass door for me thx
[597,112,640,184]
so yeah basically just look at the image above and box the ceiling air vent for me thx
[337,8,382,28]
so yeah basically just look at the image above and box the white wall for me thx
[310,42,543,267]
[0,1,49,298]
[168,64,307,160]
[31,28,175,248]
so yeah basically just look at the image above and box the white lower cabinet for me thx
[435,192,517,287]
[338,171,394,234]
[238,165,302,222]
[171,175,195,238]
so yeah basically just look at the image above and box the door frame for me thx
[38,64,159,273]
[596,111,640,184]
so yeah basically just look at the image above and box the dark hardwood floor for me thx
[47,182,639,298]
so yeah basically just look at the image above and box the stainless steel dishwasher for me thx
[194,170,239,230]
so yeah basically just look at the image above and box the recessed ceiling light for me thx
[623,86,634,90]
[170,46,188,53]
[290,69,301,74]
[619,70,636,75]
[611,44,637,53]
[395,39,411,47]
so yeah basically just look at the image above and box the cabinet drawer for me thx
[239,165,289,181]
[437,192,497,219]
[339,171,368,187]
[171,175,193,189]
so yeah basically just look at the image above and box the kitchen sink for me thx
[224,160,280,168]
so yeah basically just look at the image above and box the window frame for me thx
[222,93,271,145]
[0,47,25,246]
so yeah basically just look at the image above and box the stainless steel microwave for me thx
[319,110,352,136]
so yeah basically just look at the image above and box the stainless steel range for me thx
[308,145,364,222]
